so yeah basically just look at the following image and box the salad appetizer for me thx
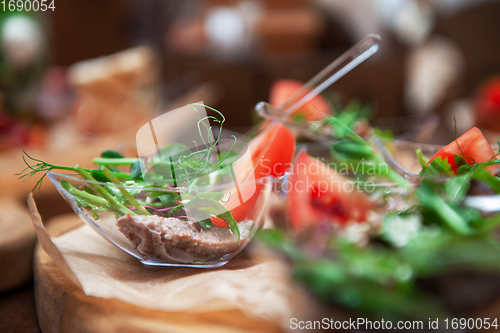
[19,104,296,266]
[259,95,500,321]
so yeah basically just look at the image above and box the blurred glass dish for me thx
[259,139,500,321]
[47,170,273,268]
[256,101,443,183]
[274,141,413,245]
[373,138,441,180]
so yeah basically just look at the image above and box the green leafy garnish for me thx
[101,149,124,159]
[17,104,242,242]
[419,156,454,177]
[184,194,240,244]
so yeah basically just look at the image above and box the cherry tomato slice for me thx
[287,151,374,231]
[428,127,496,173]
[215,121,296,226]
[270,79,332,120]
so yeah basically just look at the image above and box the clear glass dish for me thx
[373,138,441,180]
[48,171,273,268]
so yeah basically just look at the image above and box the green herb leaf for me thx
[471,167,500,194]
[84,185,96,195]
[416,182,471,235]
[331,140,373,160]
[416,148,428,168]
[198,219,213,230]
[419,157,454,177]
[185,197,240,243]
[445,172,472,203]
[454,153,468,169]
[90,170,110,182]
[101,150,124,159]
[130,161,143,179]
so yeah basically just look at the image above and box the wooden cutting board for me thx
[34,215,283,333]
[0,197,36,293]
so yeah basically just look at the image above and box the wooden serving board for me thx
[0,197,36,293]
[34,215,283,333]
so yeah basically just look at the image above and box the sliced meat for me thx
[117,213,252,260]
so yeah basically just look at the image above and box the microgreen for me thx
[17,104,241,241]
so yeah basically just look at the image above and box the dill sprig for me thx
[16,151,76,193]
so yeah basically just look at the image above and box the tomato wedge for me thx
[270,79,332,120]
[475,78,500,131]
[214,121,296,225]
[428,127,496,173]
[287,151,374,231]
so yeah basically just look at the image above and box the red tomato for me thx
[248,121,296,179]
[270,79,332,120]
[287,151,374,231]
[214,121,296,225]
[476,78,500,131]
[428,127,496,173]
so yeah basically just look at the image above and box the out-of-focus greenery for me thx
[258,133,500,320]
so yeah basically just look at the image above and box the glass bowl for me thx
[48,171,273,268]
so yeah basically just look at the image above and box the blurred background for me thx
[2,0,500,147]
[1,0,500,331]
